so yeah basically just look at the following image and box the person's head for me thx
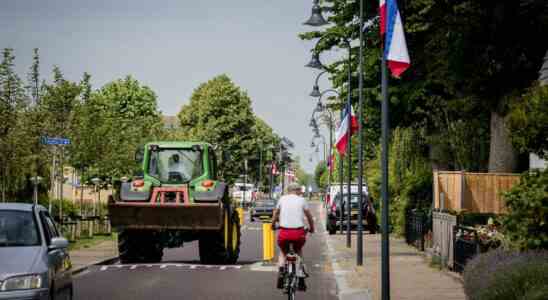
[287,183,302,196]
[172,154,180,163]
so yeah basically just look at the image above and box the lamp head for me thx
[309,85,321,98]
[303,2,328,26]
[314,101,324,113]
[305,52,325,70]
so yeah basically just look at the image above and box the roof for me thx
[539,49,548,85]
[146,141,213,148]
[0,203,45,212]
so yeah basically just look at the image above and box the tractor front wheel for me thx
[198,211,241,265]
[118,230,164,264]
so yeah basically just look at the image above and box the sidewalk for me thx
[320,210,465,300]
[70,239,118,274]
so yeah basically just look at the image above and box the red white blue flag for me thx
[380,0,410,77]
[335,103,358,155]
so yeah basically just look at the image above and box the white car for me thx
[232,183,255,207]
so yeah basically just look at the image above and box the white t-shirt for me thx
[276,194,309,228]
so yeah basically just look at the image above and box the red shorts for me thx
[277,228,306,254]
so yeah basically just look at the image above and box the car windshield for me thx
[0,210,40,247]
[334,194,365,206]
[148,148,203,184]
[257,200,276,206]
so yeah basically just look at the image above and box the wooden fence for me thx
[433,171,520,213]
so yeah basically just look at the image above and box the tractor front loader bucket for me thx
[108,186,223,230]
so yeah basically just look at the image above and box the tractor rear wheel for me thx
[198,211,241,265]
[118,230,164,264]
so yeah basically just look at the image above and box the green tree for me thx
[72,76,162,179]
[300,0,548,173]
[314,161,327,190]
[178,74,257,183]
[501,169,548,250]
[507,84,548,159]
[0,48,30,201]
[248,117,280,189]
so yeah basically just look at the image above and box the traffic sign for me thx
[41,136,71,145]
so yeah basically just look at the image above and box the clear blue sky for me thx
[1,0,338,172]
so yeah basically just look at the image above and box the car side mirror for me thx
[48,237,69,251]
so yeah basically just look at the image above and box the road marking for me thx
[97,263,243,272]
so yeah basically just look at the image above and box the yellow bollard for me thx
[237,207,244,225]
[269,225,276,259]
[263,222,276,261]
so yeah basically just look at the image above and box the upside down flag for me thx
[380,0,410,77]
[335,103,358,155]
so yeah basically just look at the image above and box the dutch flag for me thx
[335,103,358,155]
[380,0,410,77]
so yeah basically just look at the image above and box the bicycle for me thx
[283,242,300,300]
[276,227,310,300]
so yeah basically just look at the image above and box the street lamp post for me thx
[305,29,353,247]
[91,177,102,217]
[30,176,43,205]
[314,95,336,207]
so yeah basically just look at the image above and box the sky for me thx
[0,0,340,172]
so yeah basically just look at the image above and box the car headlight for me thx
[0,274,42,291]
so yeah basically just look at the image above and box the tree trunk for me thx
[488,111,517,172]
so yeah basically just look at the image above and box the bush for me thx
[37,197,81,220]
[463,249,548,300]
[501,169,548,250]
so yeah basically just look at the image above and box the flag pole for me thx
[356,0,365,266]
[381,24,391,300]
[345,40,352,249]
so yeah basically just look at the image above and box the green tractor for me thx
[108,141,241,265]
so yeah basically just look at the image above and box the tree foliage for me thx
[301,0,548,173]
[501,169,548,250]
[0,48,165,201]
[507,84,548,159]
[178,74,280,184]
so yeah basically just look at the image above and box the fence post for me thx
[88,219,93,237]
[460,171,466,211]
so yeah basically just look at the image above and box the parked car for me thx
[326,192,378,235]
[325,184,363,209]
[232,183,255,207]
[249,198,277,222]
[0,203,73,300]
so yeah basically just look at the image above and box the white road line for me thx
[98,263,242,271]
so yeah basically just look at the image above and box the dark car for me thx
[250,198,277,222]
[326,193,378,235]
[0,203,73,300]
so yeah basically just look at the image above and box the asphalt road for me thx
[73,202,337,300]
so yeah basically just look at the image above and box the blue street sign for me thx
[41,136,71,145]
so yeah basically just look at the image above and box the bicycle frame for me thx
[284,243,299,300]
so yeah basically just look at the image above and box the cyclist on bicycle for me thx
[272,183,315,291]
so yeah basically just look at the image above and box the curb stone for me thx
[71,256,119,276]
[319,204,372,300]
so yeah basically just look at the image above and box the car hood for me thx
[0,246,43,281]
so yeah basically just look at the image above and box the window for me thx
[39,212,59,245]
[209,148,218,179]
[148,148,204,184]
[0,210,41,247]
